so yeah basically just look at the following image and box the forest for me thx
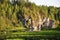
[0,0,60,40]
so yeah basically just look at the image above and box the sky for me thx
[29,0,60,7]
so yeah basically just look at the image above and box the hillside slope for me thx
[0,0,60,31]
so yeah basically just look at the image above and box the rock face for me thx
[21,12,54,31]
[42,17,54,29]
[48,20,54,29]
[24,17,54,31]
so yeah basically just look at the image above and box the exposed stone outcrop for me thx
[22,12,54,31]
[24,17,54,31]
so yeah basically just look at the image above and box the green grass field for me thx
[4,30,60,40]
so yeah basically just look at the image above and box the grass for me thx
[5,30,60,39]
[12,30,60,35]
[1,29,60,39]
[6,39,24,40]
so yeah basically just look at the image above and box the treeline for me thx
[0,0,60,30]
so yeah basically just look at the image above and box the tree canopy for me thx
[0,0,60,30]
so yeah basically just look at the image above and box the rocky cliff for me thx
[0,0,60,31]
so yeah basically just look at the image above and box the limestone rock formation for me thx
[24,16,54,31]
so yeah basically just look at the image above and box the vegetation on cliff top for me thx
[0,0,60,30]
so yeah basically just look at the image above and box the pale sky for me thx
[29,0,60,7]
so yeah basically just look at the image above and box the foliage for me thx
[0,0,60,31]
